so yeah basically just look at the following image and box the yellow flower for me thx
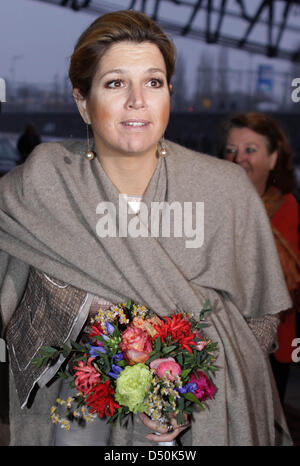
[60,419,70,430]
[56,398,66,405]
[50,414,60,424]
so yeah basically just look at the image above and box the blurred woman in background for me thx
[221,112,300,403]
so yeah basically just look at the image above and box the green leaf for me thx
[71,341,85,352]
[177,396,185,411]
[162,345,177,354]
[69,379,76,389]
[32,357,45,368]
[176,411,185,425]
[116,359,127,367]
[177,352,183,366]
[40,345,59,355]
[199,300,213,321]
[112,327,121,339]
[184,392,205,410]
[183,406,194,414]
[33,346,60,367]
[164,405,175,413]
[203,300,211,310]
[73,355,88,364]
[62,344,72,358]
[181,368,192,380]
[154,338,162,352]
[208,365,218,372]
[196,323,210,329]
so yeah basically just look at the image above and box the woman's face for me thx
[224,127,278,196]
[75,41,170,159]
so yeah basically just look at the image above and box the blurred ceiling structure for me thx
[33,0,300,61]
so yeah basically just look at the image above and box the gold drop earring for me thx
[157,136,168,158]
[84,123,96,160]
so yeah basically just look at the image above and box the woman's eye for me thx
[105,80,124,89]
[225,147,237,154]
[146,78,163,88]
[246,147,256,154]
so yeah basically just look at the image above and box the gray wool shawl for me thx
[0,139,292,445]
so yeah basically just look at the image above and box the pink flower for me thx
[150,357,181,381]
[150,357,175,370]
[73,357,101,395]
[195,341,206,351]
[194,331,207,351]
[120,326,152,365]
[189,371,216,401]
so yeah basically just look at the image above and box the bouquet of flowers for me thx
[33,300,218,432]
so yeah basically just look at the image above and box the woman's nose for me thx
[234,149,247,164]
[126,84,145,110]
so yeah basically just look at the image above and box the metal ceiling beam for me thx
[214,0,228,41]
[182,0,204,36]
[275,0,292,50]
[206,0,213,42]
[267,0,275,55]
[31,0,300,62]
[59,0,91,10]
[238,0,268,48]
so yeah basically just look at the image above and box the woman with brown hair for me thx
[0,12,293,446]
[220,112,300,403]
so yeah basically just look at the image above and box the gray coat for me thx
[0,140,293,445]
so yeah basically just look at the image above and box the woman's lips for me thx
[120,120,150,129]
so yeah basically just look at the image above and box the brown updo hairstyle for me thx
[219,112,297,194]
[69,10,176,99]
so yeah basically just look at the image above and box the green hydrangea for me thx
[115,363,153,413]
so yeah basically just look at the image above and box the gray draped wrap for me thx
[0,139,292,445]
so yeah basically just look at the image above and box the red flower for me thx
[153,313,197,354]
[73,357,101,395]
[86,380,120,418]
[89,324,104,341]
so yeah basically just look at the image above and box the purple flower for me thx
[113,352,124,361]
[97,323,115,344]
[106,322,115,335]
[177,382,197,394]
[185,382,197,393]
[177,386,187,394]
[100,333,110,342]
[88,344,106,357]
[112,364,123,374]
[108,364,123,379]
